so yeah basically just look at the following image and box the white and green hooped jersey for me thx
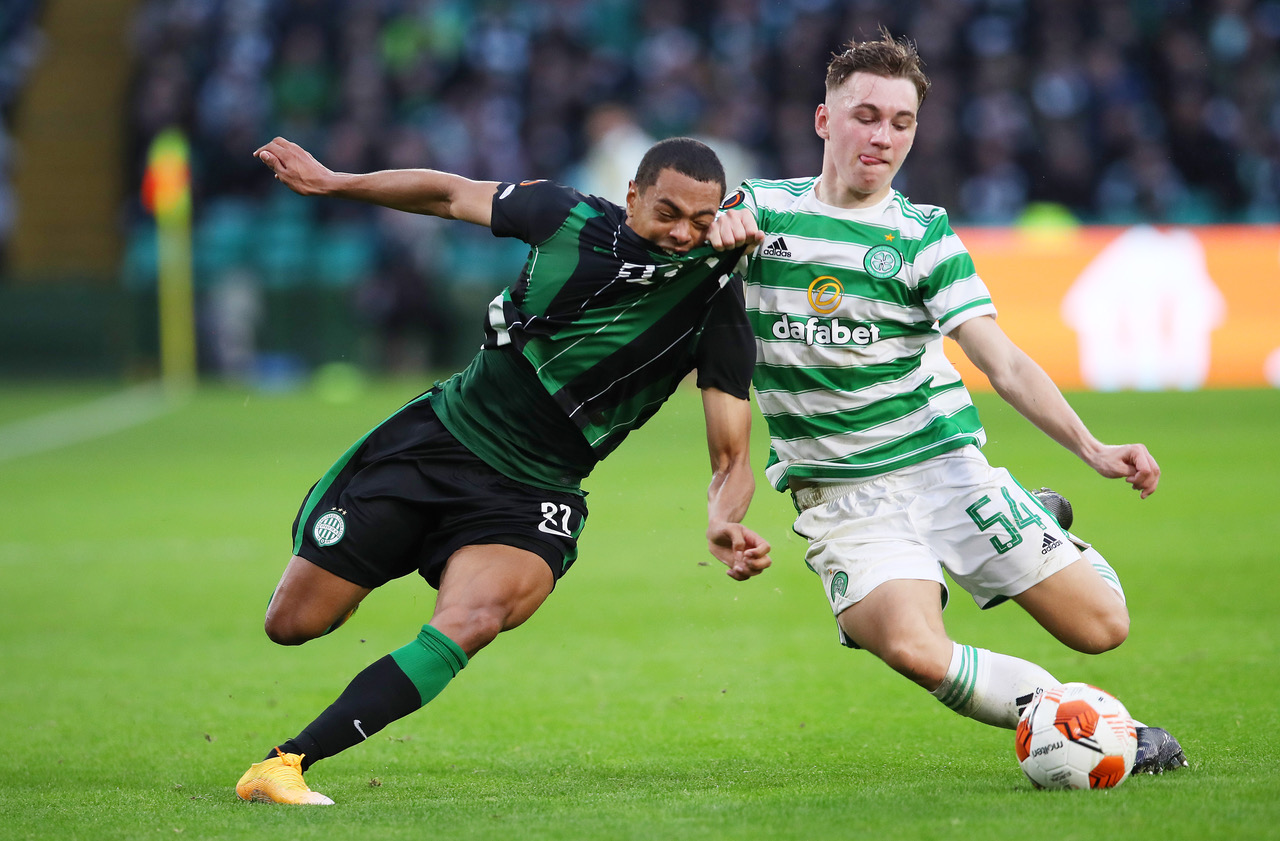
[728,177,997,491]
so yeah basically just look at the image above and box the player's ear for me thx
[625,180,639,214]
[815,103,830,140]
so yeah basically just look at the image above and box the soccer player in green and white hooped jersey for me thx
[709,31,1187,775]
[726,176,991,486]
[234,136,773,805]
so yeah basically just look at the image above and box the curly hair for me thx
[633,137,726,194]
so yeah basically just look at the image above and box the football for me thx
[1015,682,1138,790]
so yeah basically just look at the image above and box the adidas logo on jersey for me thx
[761,237,792,258]
[1041,532,1063,555]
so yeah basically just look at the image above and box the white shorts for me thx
[792,446,1080,645]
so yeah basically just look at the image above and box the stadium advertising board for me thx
[948,225,1280,391]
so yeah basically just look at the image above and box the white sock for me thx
[930,643,1058,729]
[1082,546,1126,605]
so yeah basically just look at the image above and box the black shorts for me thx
[291,393,588,590]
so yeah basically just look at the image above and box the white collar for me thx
[804,182,896,220]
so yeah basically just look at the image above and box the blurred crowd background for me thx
[2,0,1278,376]
[0,0,42,269]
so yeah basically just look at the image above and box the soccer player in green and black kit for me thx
[235,136,771,804]
[709,32,1186,775]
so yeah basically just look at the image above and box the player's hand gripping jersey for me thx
[431,180,754,493]
[727,178,997,490]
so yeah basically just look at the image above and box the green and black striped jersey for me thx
[727,178,996,491]
[430,179,753,494]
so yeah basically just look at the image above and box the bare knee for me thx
[264,612,322,646]
[430,605,505,657]
[1066,609,1130,654]
[1016,562,1133,655]
[263,555,369,646]
[877,638,953,689]
[265,621,310,646]
[264,598,355,645]
[430,546,555,657]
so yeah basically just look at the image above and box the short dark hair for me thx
[633,137,726,195]
[826,29,930,107]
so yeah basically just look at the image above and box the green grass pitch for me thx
[0,381,1277,839]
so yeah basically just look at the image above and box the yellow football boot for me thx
[235,749,334,805]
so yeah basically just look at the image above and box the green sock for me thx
[391,624,469,705]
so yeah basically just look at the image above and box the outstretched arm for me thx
[702,387,772,580]
[255,137,499,226]
[950,315,1160,498]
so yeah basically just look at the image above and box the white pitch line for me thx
[0,382,185,464]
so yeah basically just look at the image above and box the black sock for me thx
[272,654,425,773]
[268,732,321,765]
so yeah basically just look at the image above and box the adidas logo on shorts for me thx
[1040,532,1062,555]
